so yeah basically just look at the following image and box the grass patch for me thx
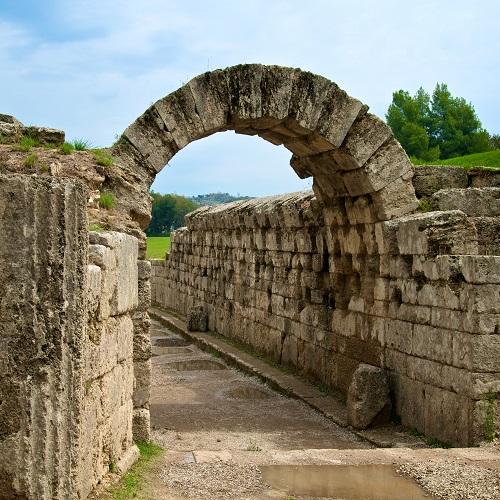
[109,441,163,500]
[24,153,38,168]
[72,138,90,151]
[413,150,500,170]
[146,236,171,259]
[89,223,105,232]
[17,136,38,152]
[59,142,74,155]
[99,191,116,210]
[409,427,424,438]
[418,198,433,212]
[39,162,50,173]
[245,440,262,452]
[93,148,113,167]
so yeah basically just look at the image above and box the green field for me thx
[146,236,171,259]
[413,150,500,169]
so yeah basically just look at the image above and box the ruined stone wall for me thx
[0,175,88,498]
[0,174,144,499]
[80,231,141,499]
[151,176,500,447]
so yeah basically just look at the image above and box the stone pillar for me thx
[133,260,152,441]
[0,174,88,499]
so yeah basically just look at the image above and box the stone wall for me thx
[0,175,87,498]
[151,183,500,447]
[80,231,141,499]
[0,175,143,499]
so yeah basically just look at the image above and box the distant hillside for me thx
[412,150,500,169]
[188,192,253,206]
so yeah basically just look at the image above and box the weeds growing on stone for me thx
[92,148,113,167]
[425,436,451,448]
[59,142,74,155]
[17,136,38,152]
[89,223,105,231]
[418,199,433,212]
[72,139,90,151]
[245,440,262,452]
[99,191,115,210]
[24,153,38,168]
[109,441,163,500]
[39,162,49,173]
[408,427,451,448]
[409,427,424,438]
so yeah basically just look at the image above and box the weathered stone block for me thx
[396,210,478,256]
[412,166,468,197]
[187,304,208,332]
[89,232,139,317]
[133,408,151,442]
[347,364,391,429]
[133,360,151,409]
[432,187,500,216]
[331,113,393,170]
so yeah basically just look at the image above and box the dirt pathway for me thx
[137,319,428,500]
[97,317,500,499]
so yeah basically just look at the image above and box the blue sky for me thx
[1,0,499,196]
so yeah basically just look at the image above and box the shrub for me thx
[59,142,74,155]
[418,199,433,212]
[18,136,38,152]
[24,153,38,168]
[72,139,90,151]
[39,162,50,173]
[92,148,113,167]
[99,191,115,210]
[89,223,105,231]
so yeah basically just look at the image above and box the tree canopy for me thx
[146,192,198,236]
[386,83,491,160]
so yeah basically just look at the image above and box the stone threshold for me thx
[161,446,500,467]
[149,306,426,449]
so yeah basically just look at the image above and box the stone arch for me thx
[111,64,418,227]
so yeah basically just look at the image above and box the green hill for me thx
[413,151,500,170]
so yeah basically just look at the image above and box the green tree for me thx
[146,192,197,236]
[488,133,500,150]
[386,84,491,160]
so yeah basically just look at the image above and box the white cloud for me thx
[0,0,499,194]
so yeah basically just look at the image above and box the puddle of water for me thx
[163,359,226,371]
[224,386,272,400]
[153,337,190,347]
[260,464,431,499]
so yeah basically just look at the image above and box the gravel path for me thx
[161,461,265,499]
[399,459,500,500]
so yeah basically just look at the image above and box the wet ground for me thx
[150,319,370,452]
[145,319,433,499]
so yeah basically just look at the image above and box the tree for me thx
[386,84,491,160]
[489,133,500,150]
[146,192,197,236]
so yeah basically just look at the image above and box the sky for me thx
[1,0,499,196]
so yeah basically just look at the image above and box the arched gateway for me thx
[1,63,498,500]
[111,64,418,226]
